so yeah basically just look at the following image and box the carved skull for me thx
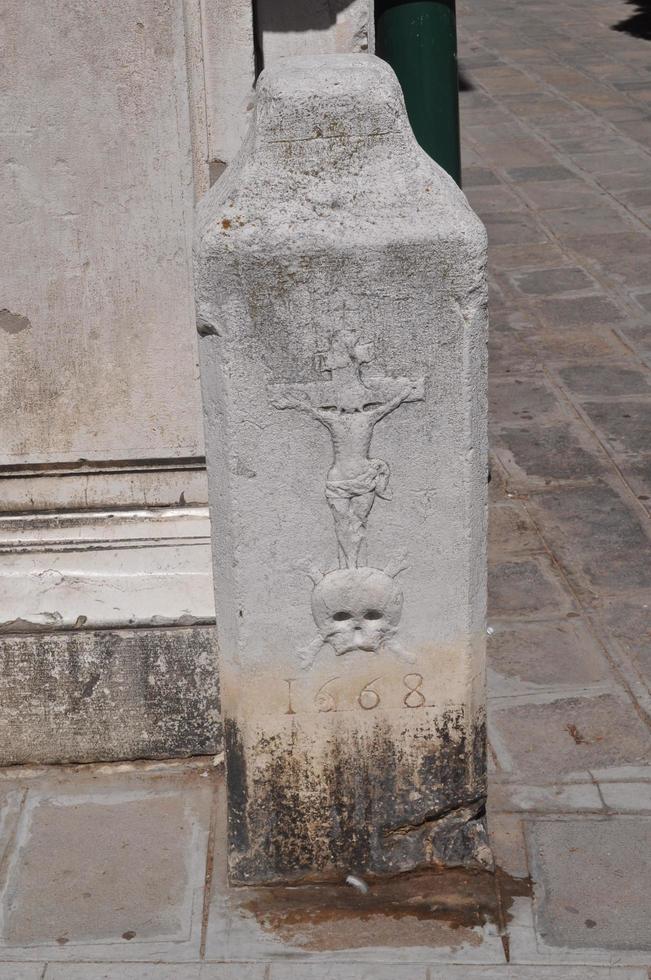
[311,567,403,656]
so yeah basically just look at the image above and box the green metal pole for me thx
[375,0,462,186]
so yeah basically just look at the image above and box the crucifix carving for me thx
[269,329,425,569]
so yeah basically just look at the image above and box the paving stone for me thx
[429,971,648,979]
[528,817,651,949]
[45,967,265,979]
[541,205,633,239]
[527,483,651,593]
[600,781,651,811]
[490,694,651,779]
[506,164,576,183]
[270,967,427,980]
[488,501,542,558]
[567,232,651,287]
[633,291,651,314]
[528,324,631,362]
[508,266,597,296]
[600,595,651,686]
[558,363,651,397]
[581,399,651,455]
[494,422,605,487]
[0,967,45,979]
[489,241,568,270]
[0,773,211,948]
[489,377,562,423]
[465,185,525,213]
[518,179,606,211]
[490,782,603,813]
[534,295,625,327]
[617,322,651,362]
[484,213,550,245]
[462,165,501,187]
[488,619,612,690]
[486,810,529,877]
[488,556,576,620]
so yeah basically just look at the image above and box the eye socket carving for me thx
[332,611,351,621]
[363,609,384,620]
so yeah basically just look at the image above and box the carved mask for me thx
[311,567,403,656]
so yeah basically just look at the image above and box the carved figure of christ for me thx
[269,371,425,568]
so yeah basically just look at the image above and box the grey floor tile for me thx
[581,399,651,455]
[488,619,612,693]
[494,422,605,488]
[527,483,651,594]
[558,363,651,397]
[488,556,577,620]
[490,693,651,779]
[600,781,651,812]
[528,817,651,949]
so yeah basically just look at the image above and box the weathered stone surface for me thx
[529,818,651,949]
[490,694,651,779]
[1,774,211,948]
[488,557,576,620]
[0,627,220,765]
[195,56,488,883]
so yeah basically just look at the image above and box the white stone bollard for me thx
[194,54,489,885]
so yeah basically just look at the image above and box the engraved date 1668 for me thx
[284,673,427,715]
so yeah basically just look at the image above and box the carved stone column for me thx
[194,54,489,885]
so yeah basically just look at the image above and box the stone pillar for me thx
[194,54,489,885]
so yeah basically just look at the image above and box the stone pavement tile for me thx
[489,377,563,424]
[0,767,211,958]
[506,164,576,183]
[617,187,651,210]
[269,966,426,980]
[489,242,568,271]
[599,595,651,687]
[541,205,633,239]
[596,170,651,192]
[581,399,651,456]
[528,324,631,363]
[0,967,45,979]
[558,363,651,397]
[493,422,606,488]
[487,556,577,621]
[488,501,542,558]
[508,267,597,296]
[526,483,651,594]
[566,232,651,287]
[600,781,651,812]
[617,322,651,364]
[462,166,501,187]
[490,782,603,814]
[489,693,651,780]
[484,213,550,245]
[486,811,529,878]
[517,180,606,212]
[45,966,265,979]
[619,457,651,513]
[487,619,612,693]
[634,291,651,314]
[533,295,625,327]
[464,185,525,213]
[429,971,648,979]
[527,817,651,949]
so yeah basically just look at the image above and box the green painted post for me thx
[375,0,462,185]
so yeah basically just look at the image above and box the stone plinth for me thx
[194,54,489,885]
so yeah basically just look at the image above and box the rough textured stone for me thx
[494,422,605,487]
[490,694,651,779]
[581,400,651,456]
[1,775,211,948]
[194,56,488,884]
[527,484,651,594]
[488,557,576,620]
[529,818,651,949]
[488,619,611,690]
[0,627,220,765]
[509,266,596,296]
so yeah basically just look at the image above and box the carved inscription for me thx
[284,673,433,715]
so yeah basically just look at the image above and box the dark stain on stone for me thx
[122,930,137,940]
[225,712,488,885]
[239,863,532,952]
[224,717,250,854]
[0,309,31,334]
